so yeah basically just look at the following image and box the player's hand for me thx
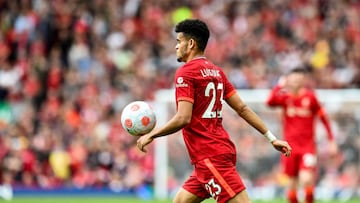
[328,140,338,157]
[271,139,292,157]
[278,75,287,87]
[136,133,154,153]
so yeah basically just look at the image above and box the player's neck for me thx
[291,87,305,95]
[186,52,205,63]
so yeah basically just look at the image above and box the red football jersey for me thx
[175,57,237,164]
[267,86,324,153]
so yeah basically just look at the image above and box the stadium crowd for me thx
[0,0,359,199]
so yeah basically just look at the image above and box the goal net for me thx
[152,89,360,201]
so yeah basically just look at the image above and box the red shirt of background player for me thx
[266,85,334,154]
[174,57,237,164]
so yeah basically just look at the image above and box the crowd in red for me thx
[0,0,359,195]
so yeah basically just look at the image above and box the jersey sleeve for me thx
[266,85,287,107]
[221,70,236,99]
[310,92,322,113]
[175,67,194,103]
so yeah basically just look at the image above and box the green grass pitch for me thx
[5,197,359,203]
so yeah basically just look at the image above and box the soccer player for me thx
[266,68,338,203]
[137,19,292,203]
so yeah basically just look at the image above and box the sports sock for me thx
[305,186,314,203]
[287,189,298,203]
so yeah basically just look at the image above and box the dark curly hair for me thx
[175,19,210,52]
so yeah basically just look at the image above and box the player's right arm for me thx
[137,100,193,152]
[266,76,287,107]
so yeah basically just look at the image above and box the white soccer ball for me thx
[120,101,156,136]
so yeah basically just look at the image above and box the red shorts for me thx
[182,154,246,203]
[282,152,317,177]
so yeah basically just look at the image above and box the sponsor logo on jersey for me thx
[176,77,188,87]
[286,106,311,117]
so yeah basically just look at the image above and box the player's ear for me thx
[189,38,196,49]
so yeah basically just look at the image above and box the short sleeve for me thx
[221,71,236,99]
[175,68,194,103]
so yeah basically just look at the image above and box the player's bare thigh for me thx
[299,169,315,186]
[226,189,252,203]
[173,187,205,203]
[299,153,316,186]
[173,188,252,203]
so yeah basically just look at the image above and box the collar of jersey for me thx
[190,56,207,62]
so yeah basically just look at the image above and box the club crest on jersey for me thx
[176,77,188,87]
[301,98,310,107]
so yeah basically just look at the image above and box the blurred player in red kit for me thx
[266,68,338,203]
[137,19,292,203]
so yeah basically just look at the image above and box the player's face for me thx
[287,72,305,91]
[175,33,190,62]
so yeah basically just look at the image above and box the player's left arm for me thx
[317,107,338,155]
[137,100,193,152]
[225,93,291,156]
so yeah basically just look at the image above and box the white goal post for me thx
[152,89,360,200]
